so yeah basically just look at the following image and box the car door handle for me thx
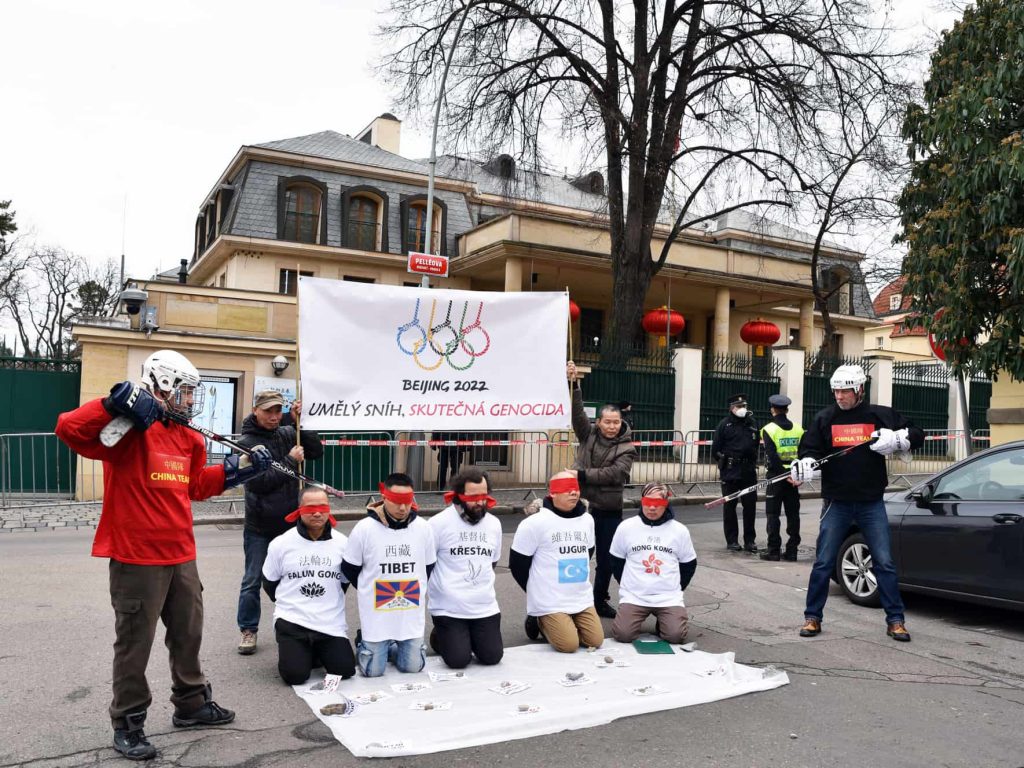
[992,513,1023,525]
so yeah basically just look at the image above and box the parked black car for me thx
[835,440,1024,612]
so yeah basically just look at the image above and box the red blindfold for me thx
[379,483,419,510]
[641,497,670,508]
[284,503,337,527]
[548,477,580,495]
[443,491,497,508]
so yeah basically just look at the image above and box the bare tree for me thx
[796,86,915,357]
[1,247,118,359]
[380,0,914,353]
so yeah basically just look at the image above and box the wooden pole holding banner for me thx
[295,263,304,488]
[566,287,574,401]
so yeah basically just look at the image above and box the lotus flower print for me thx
[300,582,326,598]
[642,554,663,575]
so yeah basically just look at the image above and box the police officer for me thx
[711,393,759,552]
[759,394,803,561]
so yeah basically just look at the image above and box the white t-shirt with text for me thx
[262,526,349,636]
[609,516,697,608]
[344,515,436,642]
[428,505,502,619]
[511,507,595,616]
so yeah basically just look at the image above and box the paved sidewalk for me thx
[0,480,831,532]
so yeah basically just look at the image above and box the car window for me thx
[932,448,1024,501]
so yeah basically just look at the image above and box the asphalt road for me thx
[2,504,1023,768]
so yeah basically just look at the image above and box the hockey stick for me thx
[163,412,346,499]
[703,439,875,509]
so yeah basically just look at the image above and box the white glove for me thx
[790,456,819,484]
[870,428,910,456]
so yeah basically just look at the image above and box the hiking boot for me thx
[799,618,822,637]
[172,685,236,728]
[759,550,781,561]
[887,622,912,642]
[113,711,157,761]
[524,615,542,641]
[726,542,742,552]
[595,600,617,619]
[782,550,798,562]
[237,630,257,655]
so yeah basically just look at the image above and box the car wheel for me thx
[835,533,881,607]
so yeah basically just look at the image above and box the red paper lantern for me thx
[740,319,781,357]
[642,307,685,346]
[569,299,581,322]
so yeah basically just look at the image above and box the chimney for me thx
[178,259,188,284]
[355,113,401,155]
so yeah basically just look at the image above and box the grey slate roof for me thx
[254,130,430,176]
[714,210,848,254]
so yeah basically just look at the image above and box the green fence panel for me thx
[892,362,949,432]
[305,433,393,494]
[969,376,992,433]
[699,353,780,464]
[575,343,675,431]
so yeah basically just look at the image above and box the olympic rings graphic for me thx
[459,302,491,357]
[396,298,428,356]
[397,298,491,371]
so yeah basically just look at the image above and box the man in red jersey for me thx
[55,350,271,761]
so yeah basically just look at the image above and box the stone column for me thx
[864,353,894,407]
[773,346,806,424]
[672,345,704,469]
[799,299,814,350]
[504,256,523,292]
[714,287,730,354]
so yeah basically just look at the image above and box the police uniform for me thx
[711,393,760,551]
[760,394,803,560]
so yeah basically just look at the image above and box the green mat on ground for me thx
[632,637,675,654]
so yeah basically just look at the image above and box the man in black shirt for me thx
[791,364,923,642]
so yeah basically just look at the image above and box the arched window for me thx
[284,184,322,243]
[407,202,442,254]
[348,195,380,251]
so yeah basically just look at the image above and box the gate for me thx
[803,354,872,425]
[969,374,992,433]
[574,342,674,431]
[892,362,949,432]
[700,352,781,434]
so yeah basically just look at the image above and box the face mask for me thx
[734,408,748,419]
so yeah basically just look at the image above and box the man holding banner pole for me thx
[565,360,636,620]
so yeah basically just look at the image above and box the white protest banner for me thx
[299,278,570,430]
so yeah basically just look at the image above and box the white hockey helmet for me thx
[830,364,867,391]
[142,350,205,417]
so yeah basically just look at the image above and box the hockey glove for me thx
[223,445,273,489]
[869,428,910,456]
[789,456,820,484]
[104,381,162,431]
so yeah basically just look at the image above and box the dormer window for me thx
[341,185,389,252]
[889,293,902,311]
[277,175,328,244]
[483,154,516,179]
[400,195,447,256]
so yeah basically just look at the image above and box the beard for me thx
[458,503,486,524]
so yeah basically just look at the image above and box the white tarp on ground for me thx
[298,278,570,431]
[293,640,789,757]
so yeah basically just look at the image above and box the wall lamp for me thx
[271,355,289,376]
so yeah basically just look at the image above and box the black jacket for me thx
[570,388,636,513]
[799,401,923,502]
[712,413,760,483]
[235,414,324,538]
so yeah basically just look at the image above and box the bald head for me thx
[548,470,581,512]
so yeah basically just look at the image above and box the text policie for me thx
[307,399,566,419]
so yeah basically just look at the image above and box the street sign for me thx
[407,251,449,278]
[927,307,968,362]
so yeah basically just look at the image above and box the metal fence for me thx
[892,361,950,432]
[700,352,781,431]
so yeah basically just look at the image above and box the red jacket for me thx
[55,399,226,565]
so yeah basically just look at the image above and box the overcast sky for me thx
[2,0,960,281]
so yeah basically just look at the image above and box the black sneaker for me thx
[172,686,235,728]
[524,615,542,641]
[594,601,617,619]
[113,712,157,761]
[759,550,781,561]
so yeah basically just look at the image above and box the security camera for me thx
[119,288,149,316]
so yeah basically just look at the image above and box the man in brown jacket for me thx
[566,361,637,618]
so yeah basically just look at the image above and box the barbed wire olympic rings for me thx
[396,298,428,356]
[459,302,491,357]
